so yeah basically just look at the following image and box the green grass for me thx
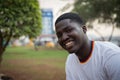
[1,46,68,80]
[3,46,68,59]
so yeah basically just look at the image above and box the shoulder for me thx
[66,53,77,63]
[104,51,120,80]
[66,53,79,67]
[94,41,120,50]
[94,41,120,79]
[94,41,120,62]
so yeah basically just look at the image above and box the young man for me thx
[55,13,120,80]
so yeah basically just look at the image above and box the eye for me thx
[65,28,72,33]
[57,32,62,38]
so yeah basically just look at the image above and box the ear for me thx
[82,26,87,33]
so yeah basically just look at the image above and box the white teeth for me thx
[65,41,73,47]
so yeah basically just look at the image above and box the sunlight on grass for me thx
[3,46,68,59]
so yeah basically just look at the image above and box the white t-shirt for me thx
[66,41,120,80]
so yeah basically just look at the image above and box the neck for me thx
[75,40,92,62]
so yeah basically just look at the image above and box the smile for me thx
[65,41,74,49]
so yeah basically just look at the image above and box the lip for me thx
[63,39,73,45]
[63,40,74,50]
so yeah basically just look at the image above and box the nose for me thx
[62,33,69,41]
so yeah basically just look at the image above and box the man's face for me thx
[55,19,86,53]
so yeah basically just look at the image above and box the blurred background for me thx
[0,0,120,80]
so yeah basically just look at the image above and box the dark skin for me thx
[55,19,92,62]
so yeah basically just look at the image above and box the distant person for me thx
[55,12,120,80]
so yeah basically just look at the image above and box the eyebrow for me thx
[56,26,69,34]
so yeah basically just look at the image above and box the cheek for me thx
[58,39,64,47]
[70,31,81,39]
[71,31,84,44]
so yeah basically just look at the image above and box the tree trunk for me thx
[108,22,115,41]
[93,28,105,41]
[0,47,4,66]
[0,29,12,65]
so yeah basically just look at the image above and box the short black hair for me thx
[55,12,84,25]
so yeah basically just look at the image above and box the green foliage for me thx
[73,0,120,27]
[0,0,42,53]
[0,0,42,38]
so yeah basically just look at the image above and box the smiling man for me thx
[55,13,120,80]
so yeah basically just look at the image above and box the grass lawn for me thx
[0,46,68,80]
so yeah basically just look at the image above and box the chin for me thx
[67,49,76,53]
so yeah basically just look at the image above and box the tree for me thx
[0,0,42,63]
[73,0,120,40]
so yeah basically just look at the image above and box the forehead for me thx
[55,19,81,30]
[55,19,71,28]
